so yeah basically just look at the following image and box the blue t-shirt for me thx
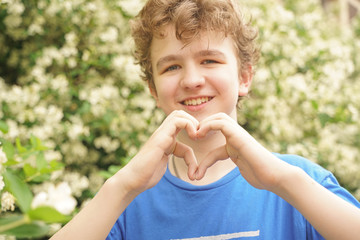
[106,154,360,240]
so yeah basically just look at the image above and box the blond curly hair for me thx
[131,0,260,91]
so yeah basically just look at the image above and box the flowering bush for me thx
[0,0,162,238]
[0,132,68,238]
[0,0,359,238]
[240,0,360,199]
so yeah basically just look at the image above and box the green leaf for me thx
[36,152,47,170]
[2,170,33,213]
[0,215,24,227]
[2,158,18,166]
[78,101,91,114]
[99,170,113,179]
[1,222,50,238]
[99,165,122,179]
[0,215,29,233]
[1,139,15,162]
[318,113,332,127]
[30,135,48,151]
[15,138,27,153]
[0,120,8,133]
[49,159,64,170]
[31,174,50,183]
[23,163,37,177]
[28,206,71,223]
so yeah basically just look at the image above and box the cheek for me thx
[154,80,178,111]
[157,81,175,99]
[214,71,239,96]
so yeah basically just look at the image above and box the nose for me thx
[180,64,205,89]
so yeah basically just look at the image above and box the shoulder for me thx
[274,153,360,208]
[273,153,331,184]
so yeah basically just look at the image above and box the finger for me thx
[165,110,199,129]
[155,117,199,155]
[197,113,236,139]
[162,111,199,139]
[173,142,198,180]
[196,145,229,180]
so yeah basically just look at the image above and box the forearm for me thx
[50,170,138,240]
[275,166,360,240]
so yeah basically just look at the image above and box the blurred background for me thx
[0,0,359,238]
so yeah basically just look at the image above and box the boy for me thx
[51,0,360,239]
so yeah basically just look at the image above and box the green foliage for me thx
[2,170,33,213]
[0,130,67,238]
[240,0,360,197]
[28,206,71,223]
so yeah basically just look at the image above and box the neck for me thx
[171,129,236,185]
[179,126,228,158]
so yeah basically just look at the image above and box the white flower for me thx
[31,182,77,215]
[4,15,22,28]
[7,1,25,15]
[100,27,118,42]
[0,234,16,240]
[63,172,89,197]
[67,57,77,68]
[82,50,90,61]
[0,176,4,192]
[1,0,12,4]
[1,192,15,212]
[28,23,44,35]
[66,117,89,140]
[48,223,62,236]
[65,32,78,46]
[51,74,69,94]
[94,135,120,153]
[60,46,77,58]
[0,148,7,165]
[85,2,97,12]
[286,74,307,92]
[44,150,62,162]
[117,0,144,17]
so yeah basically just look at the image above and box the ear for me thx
[238,64,253,97]
[148,82,160,107]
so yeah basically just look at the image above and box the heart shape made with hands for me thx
[169,114,240,181]
[156,111,280,189]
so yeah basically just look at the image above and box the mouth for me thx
[182,96,213,106]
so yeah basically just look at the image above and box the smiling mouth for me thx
[182,97,213,106]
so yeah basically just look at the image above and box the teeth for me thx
[184,97,210,106]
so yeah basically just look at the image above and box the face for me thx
[150,26,252,121]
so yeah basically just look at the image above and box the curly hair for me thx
[130,0,260,91]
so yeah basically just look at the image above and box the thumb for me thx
[196,145,229,180]
[173,142,198,180]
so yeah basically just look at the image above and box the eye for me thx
[163,65,180,73]
[201,59,218,65]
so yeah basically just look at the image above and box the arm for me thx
[196,113,360,240]
[50,169,138,240]
[276,164,360,240]
[51,110,199,239]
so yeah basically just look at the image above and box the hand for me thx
[195,113,292,191]
[119,110,199,194]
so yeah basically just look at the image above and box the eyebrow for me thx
[155,49,226,71]
[156,55,179,71]
[195,50,226,59]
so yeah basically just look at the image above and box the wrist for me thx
[271,164,307,202]
[104,168,140,204]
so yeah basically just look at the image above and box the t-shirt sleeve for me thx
[306,171,360,239]
[321,173,360,207]
[277,154,360,239]
[106,213,125,240]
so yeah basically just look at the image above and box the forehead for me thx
[150,26,237,68]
